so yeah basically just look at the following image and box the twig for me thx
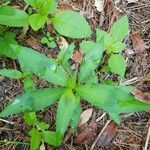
[144,126,150,150]
[90,120,111,150]
[0,118,14,125]
[96,112,106,122]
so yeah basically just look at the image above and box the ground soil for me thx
[0,0,150,150]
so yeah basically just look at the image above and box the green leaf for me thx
[80,41,95,54]
[42,131,62,146]
[0,5,15,15]
[15,46,68,86]
[23,75,35,92]
[41,37,48,44]
[96,29,108,42]
[16,46,56,74]
[84,72,98,85]
[24,0,37,8]
[47,41,57,48]
[108,54,127,77]
[52,10,92,38]
[0,6,29,27]
[0,88,64,117]
[77,84,150,124]
[41,66,69,86]
[58,43,75,64]
[79,42,104,83]
[96,29,114,52]
[111,42,126,53]
[0,69,23,79]
[40,0,57,15]
[110,16,129,42]
[0,32,18,59]
[37,122,49,131]
[28,128,41,150]
[56,91,79,135]
[70,102,81,130]
[29,14,47,31]
[23,112,37,125]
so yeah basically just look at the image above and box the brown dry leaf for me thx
[72,51,83,64]
[130,32,148,53]
[26,36,41,50]
[40,143,45,150]
[97,122,118,147]
[132,89,150,103]
[59,2,73,10]
[57,37,68,50]
[46,22,56,34]
[94,0,104,12]
[78,109,93,127]
[74,121,98,144]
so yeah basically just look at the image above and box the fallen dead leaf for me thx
[130,32,148,53]
[57,37,68,50]
[97,122,118,147]
[59,2,73,10]
[26,36,41,50]
[94,0,104,12]
[78,109,93,127]
[40,143,45,150]
[72,51,83,64]
[74,121,98,144]
[132,88,150,103]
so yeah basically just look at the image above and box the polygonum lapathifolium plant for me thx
[96,16,129,77]
[0,1,92,38]
[0,15,150,149]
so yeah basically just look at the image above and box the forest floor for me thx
[0,0,150,150]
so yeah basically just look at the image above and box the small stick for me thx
[0,118,14,125]
[90,120,111,150]
[144,126,150,150]
[96,112,106,122]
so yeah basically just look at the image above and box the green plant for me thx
[96,16,128,77]
[41,32,57,48]
[1,27,150,148]
[0,10,150,149]
[0,1,92,38]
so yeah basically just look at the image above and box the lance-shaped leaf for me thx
[79,42,104,83]
[0,69,23,79]
[56,91,80,135]
[0,6,29,27]
[70,102,82,130]
[0,88,64,117]
[58,43,75,64]
[77,84,150,124]
[28,128,41,150]
[12,45,68,86]
[52,11,92,38]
